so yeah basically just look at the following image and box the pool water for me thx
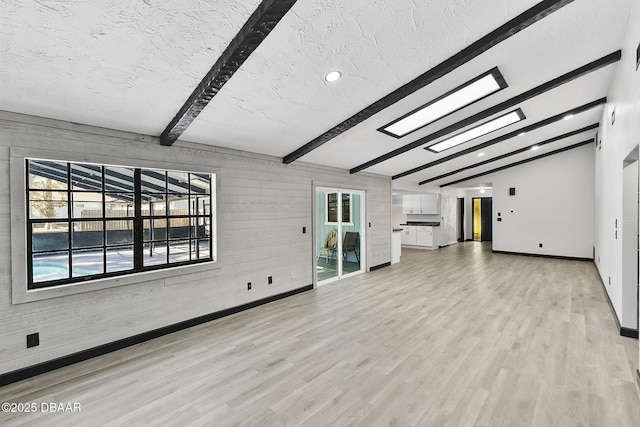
[33,263,95,282]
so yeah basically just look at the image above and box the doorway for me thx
[472,197,493,242]
[622,148,639,332]
[457,197,465,242]
[315,187,366,285]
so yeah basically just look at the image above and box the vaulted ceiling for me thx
[0,0,634,189]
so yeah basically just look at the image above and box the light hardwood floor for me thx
[1,242,639,426]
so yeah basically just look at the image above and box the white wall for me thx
[0,112,392,375]
[468,145,595,258]
[438,188,458,246]
[594,1,640,330]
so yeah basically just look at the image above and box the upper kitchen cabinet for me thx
[402,194,440,215]
[420,194,440,214]
[402,195,421,214]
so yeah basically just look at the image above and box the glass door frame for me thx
[314,185,366,287]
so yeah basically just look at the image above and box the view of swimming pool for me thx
[30,244,194,284]
[31,249,134,283]
[32,263,94,282]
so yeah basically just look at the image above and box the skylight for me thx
[379,68,507,138]
[426,109,525,153]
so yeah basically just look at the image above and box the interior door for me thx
[457,197,464,241]
[622,155,639,331]
[472,197,493,242]
[481,198,493,242]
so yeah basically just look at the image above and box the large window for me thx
[26,159,215,289]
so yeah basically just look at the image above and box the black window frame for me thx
[26,159,215,290]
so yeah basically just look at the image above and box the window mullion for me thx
[133,169,143,270]
[102,166,107,274]
[67,163,72,280]
[164,172,169,264]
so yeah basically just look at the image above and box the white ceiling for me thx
[0,0,634,189]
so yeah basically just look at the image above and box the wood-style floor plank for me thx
[1,242,639,426]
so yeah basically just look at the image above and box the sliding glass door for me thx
[315,187,365,285]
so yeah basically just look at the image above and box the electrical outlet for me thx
[290,272,295,279]
[268,276,273,284]
[247,282,252,290]
[26,333,39,348]
[539,243,543,248]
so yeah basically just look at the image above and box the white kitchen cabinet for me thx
[402,195,421,214]
[401,225,439,248]
[402,194,440,214]
[401,226,416,245]
[416,226,433,246]
[420,194,440,214]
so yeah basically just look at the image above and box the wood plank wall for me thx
[0,112,391,375]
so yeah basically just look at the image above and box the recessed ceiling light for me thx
[426,109,525,153]
[480,188,486,194]
[478,152,485,157]
[531,145,540,151]
[325,71,341,82]
[380,68,507,138]
[563,114,574,120]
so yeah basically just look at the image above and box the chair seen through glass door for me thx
[316,188,364,284]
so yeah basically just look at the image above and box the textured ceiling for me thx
[1,0,262,135]
[0,0,634,189]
